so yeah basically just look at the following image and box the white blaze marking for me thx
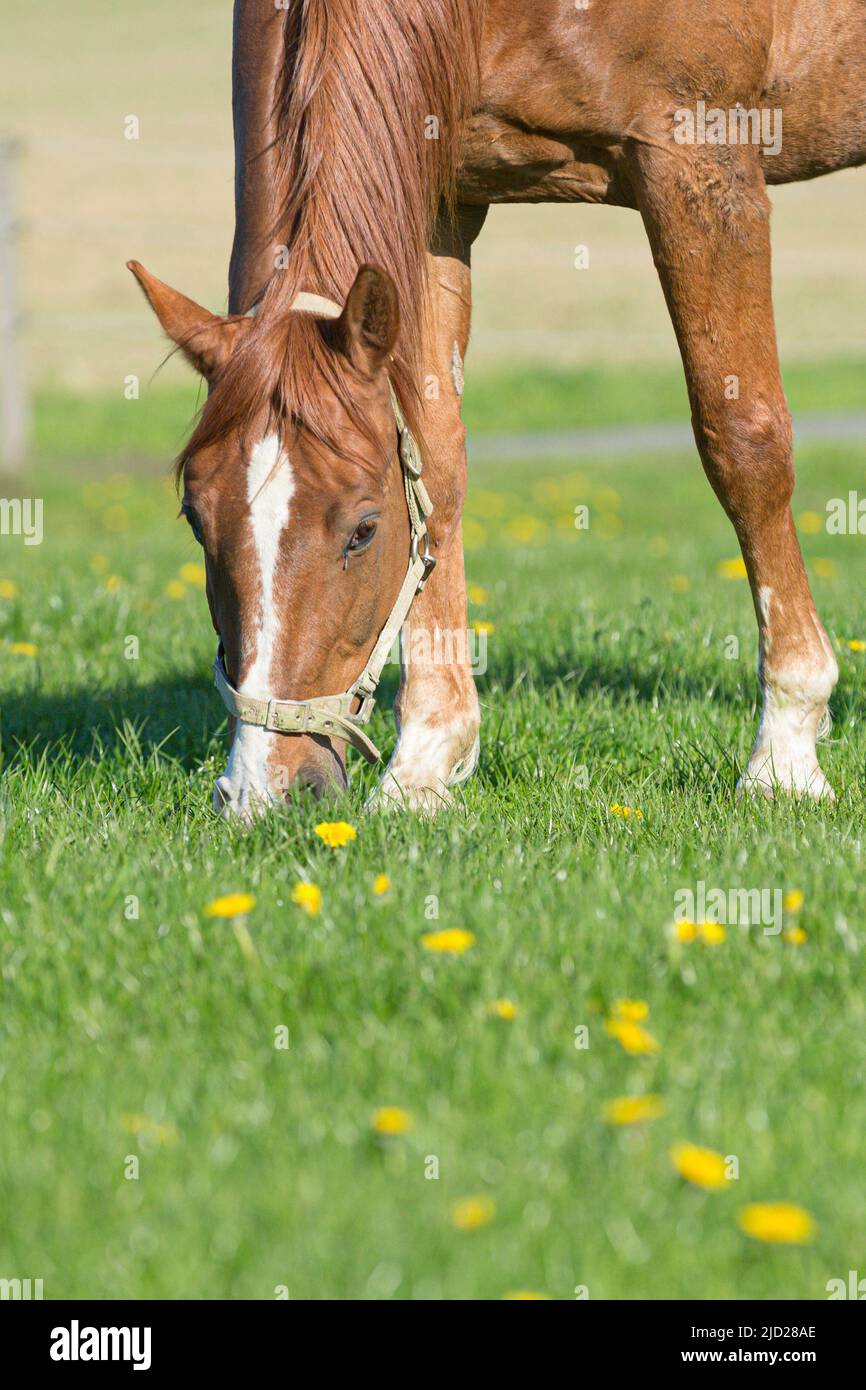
[216,433,294,815]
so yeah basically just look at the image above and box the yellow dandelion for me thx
[603,1094,667,1126]
[0,579,19,599]
[783,889,804,912]
[468,583,489,604]
[164,579,186,600]
[784,926,807,946]
[488,998,518,1020]
[813,557,836,579]
[671,1142,729,1191]
[846,639,866,653]
[179,561,207,587]
[675,919,699,943]
[104,574,121,593]
[102,505,129,533]
[612,998,649,1022]
[204,892,256,918]
[121,1114,178,1147]
[472,619,495,635]
[699,920,726,946]
[371,1106,414,1136]
[450,1195,495,1231]
[315,821,357,848]
[421,928,475,955]
[90,553,109,574]
[291,882,322,916]
[372,873,391,896]
[670,574,691,593]
[609,804,643,819]
[717,556,748,580]
[604,1017,660,1056]
[503,1290,552,1300]
[504,515,546,545]
[738,1202,815,1245]
[797,511,822,535]
[8,641,37,657]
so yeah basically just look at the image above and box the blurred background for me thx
[1,0,864,454]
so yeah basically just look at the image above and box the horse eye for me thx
[346,518,377,553]
[182,505,204,546]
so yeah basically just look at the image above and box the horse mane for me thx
[178,0,482,477]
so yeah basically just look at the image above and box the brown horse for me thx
[130,0,866,818]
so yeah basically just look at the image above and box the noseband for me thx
[212,292,435,765]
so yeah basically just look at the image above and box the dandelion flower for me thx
[797,511,822,535]
[179,562,207,587]
[450,1195,495,1231]
[488,998,518,1020]
[315,821,357,848]
[603,1094,666,1126]
[604,1017,660,1055]
[784,926,807,946]
[612,998,649,1022]
[675,919,699,943]
[164,579,186,600]
[609,804,643,819]
[468,584,489,604]
[473,619,495,635]
[813,557,835,579]
[738,1202,815,1244]
[0,579,19,599]
[291,882,322,916]
[371,1107,414,1136]
[671,1142,729,1191]
[783,890,804,912]
[204,892,256,918]
[372,874,391,896]
[717,556,748,580]
[846,639,866,653]
[421,928,475,955]
[104,574,121,592]
[699,920,726,946]
[8,641,37,657]
[670,574,690,593]
[503,1290,551,1300]
[121,1114,177,1147]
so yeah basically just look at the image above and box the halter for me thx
[212,292,435,764]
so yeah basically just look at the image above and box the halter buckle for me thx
[399,426,423,479]
[411,531,437,590]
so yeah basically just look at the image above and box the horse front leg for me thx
[369,214,485,811]
[628,140,838,798]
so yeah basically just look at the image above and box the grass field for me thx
[2,367,866,1300]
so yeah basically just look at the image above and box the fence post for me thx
[0,138,28,478]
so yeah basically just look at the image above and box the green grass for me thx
[2,373,866,1300]
[27,355,866,469]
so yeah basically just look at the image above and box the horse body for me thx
[133,1,866,816]
[462,0,866,207]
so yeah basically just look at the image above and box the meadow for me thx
[2,365,865,1299]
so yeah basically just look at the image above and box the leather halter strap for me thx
[212,292,435,764]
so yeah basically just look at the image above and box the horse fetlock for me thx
[738,652,838,799]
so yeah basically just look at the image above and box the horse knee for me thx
[697,397,794,521]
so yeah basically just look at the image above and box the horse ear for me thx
[332,265,399,377]
[127,261,248,380]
